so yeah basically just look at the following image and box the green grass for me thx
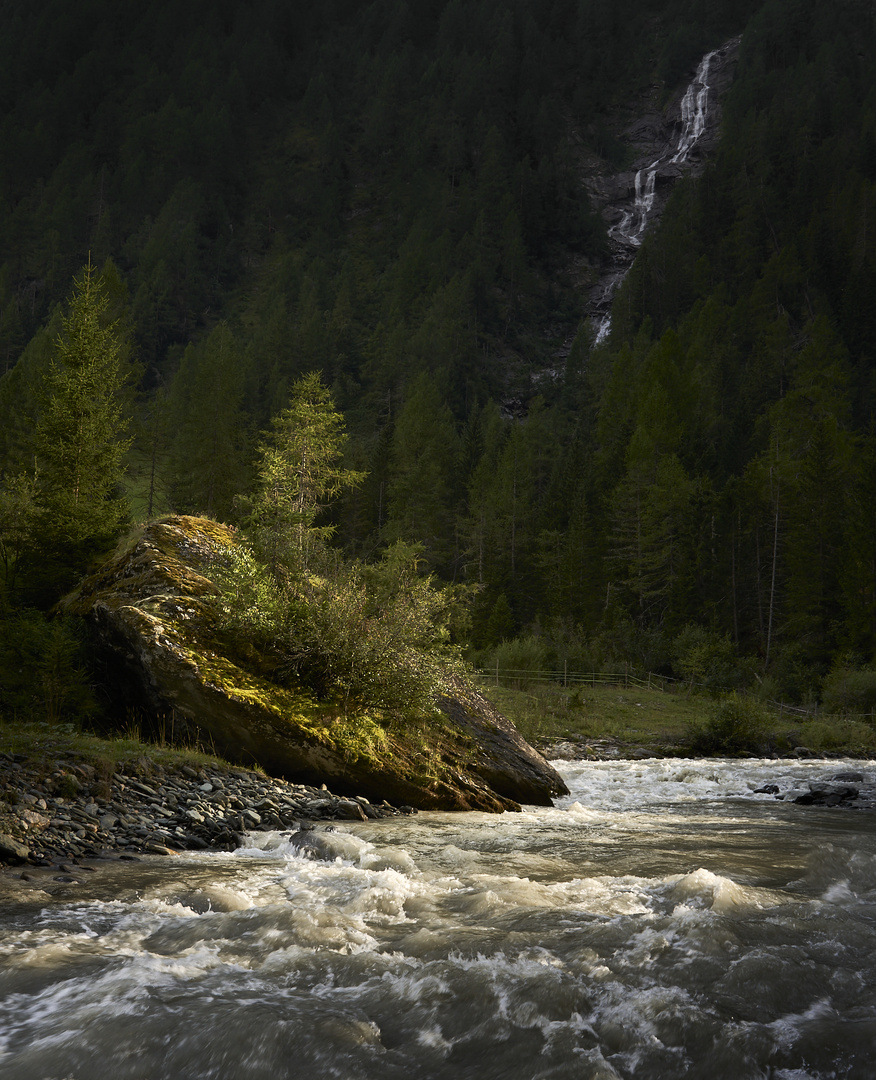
[0,718,249,780]
[482,682,702,752]
[481,681,876,758]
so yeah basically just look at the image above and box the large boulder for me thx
[62,517,568,812]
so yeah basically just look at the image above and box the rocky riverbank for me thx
[0,747,416,874]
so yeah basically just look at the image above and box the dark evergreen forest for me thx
[1,0,874,712]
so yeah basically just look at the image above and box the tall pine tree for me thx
[28,262,132,597]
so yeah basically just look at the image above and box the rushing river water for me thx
[2,758,876,1080]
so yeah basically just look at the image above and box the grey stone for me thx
[0,834,30,864]
[143,842,173,855]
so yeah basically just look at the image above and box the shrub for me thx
[211,538,471,717]
[486,635,550,689]
[671,625,755,695]
[542,617,599,675]
[686,693,771,755]
[821,669,876,717]
[765,643,822,706]
[803,717,876,754]
[592,618,670,675]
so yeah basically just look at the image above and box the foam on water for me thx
[2,758,876,1078]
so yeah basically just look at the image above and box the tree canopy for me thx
[0,0,873,705]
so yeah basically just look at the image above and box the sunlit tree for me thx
[249,371,365,572]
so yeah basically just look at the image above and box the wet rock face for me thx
[584,37,741,332]
[61,516,567,812]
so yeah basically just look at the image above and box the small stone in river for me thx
[336,799,368,821]
[0,833,30,864]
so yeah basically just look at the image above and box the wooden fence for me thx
[473,669,876,724]
[473,666,668,691]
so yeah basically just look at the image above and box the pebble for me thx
[0,749,409,866]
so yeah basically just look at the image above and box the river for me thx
[2,757,875,1079]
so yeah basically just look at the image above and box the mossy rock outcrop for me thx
[61,517,567,811]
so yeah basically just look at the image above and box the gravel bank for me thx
[0,748,416,872]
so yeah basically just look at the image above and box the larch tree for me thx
[249,371,366,574]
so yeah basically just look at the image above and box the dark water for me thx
[2,758,875,1079]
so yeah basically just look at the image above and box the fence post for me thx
[564,660,568,688]
[495,659,499,686]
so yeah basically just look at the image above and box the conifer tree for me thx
[30,262,132,589]
[166,321,249,520]
[249,371,365,573]
[384,373,460,573]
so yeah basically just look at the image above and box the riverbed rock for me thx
[794,784,860,807]
[60,516,567,812]
[0,834,30,864]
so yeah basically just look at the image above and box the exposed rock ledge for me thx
[61,517,567,812]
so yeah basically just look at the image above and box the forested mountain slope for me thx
[1,0,872,709]
[586,0,876,697]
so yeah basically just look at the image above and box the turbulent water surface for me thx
[2,758,876,1079]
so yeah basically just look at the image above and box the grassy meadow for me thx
[480,681,876,759]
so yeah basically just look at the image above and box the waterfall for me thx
[610,161,661,247]
[671,50,716,164]
[591,39,738,345]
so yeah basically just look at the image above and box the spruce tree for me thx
[166,322,249,520]
[29,262,132,594]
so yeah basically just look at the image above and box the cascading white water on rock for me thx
[610,47,718,250]
[595,42,732,344]
[671,50,715,164]
[612,162,660,249]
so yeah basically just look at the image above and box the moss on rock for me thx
[61,516,568,810]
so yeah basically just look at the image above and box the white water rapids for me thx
[2,757,876,1079]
